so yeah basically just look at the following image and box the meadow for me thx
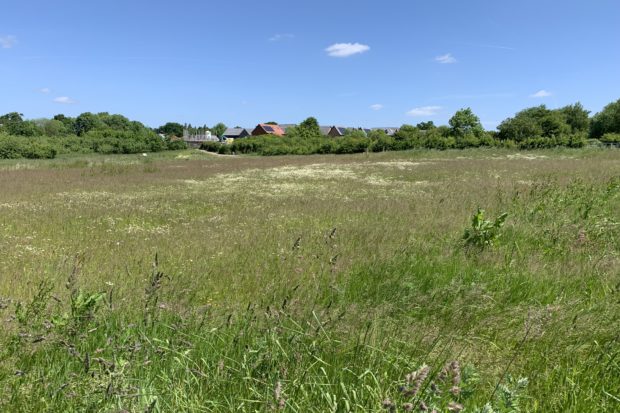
[0,148,619,412]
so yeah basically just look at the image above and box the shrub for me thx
[463,208,509,249]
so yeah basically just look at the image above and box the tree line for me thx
[201,98,620,155]
[0,112,187,159]
[1,98,619,159]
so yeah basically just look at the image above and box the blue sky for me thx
[1,0,619,129]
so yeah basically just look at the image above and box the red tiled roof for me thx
[257,124,285,136]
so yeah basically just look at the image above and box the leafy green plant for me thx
[463,208,509,249]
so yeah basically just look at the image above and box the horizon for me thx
[1,0,619,130]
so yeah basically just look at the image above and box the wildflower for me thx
[404,365,430,397]
[447,401,464,412]
[450,386,461,396]
[274,381,285,410]
[403,402,414,411]
[419,401,428,411]
[382,399,394,409]
[450,361,461,386]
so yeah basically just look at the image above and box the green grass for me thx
[0,148,619,412]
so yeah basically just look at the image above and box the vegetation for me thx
[590,99,620,139]
[0,148,618,411]
[0,112,186,159]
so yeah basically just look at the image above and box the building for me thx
[372,127,400,136]
[252,124,286,136]
[319,126,331,136]
[222,128,251,140]
[182,129,219,148]
[328,126,348,137]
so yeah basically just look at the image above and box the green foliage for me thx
[449,107,485,138]
[297,116,321,138]
[416,121,436,130]
[157,122,184,137]
[558,102,590,133]
[498,105,576,142]
[590,98,620,138]
[600,133,620,144]
[463,208,509,249]
[0,134,57,159]
[0,112,184,159]
[211,122,227,138]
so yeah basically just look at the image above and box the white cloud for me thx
[325,43,370,58]
[406,106,442,117]
[53,96,77,104]
[435,53,457,64]
[370,104,383,111]
[530,89,552,98]
[0,35,17,49]
[269,33,295,42]
[39,88,51,94]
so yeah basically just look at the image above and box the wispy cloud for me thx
[530,89,552,98]
[435,53,457,64]
[325,43,370,58]
[269,33,295,42]
[370,104,383,111]
[407,106,442,117]
[0,35,17,49]
[39,88,51,94]
[53,96,77,104]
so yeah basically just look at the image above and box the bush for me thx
[600,133,620,145]
[0,135,57,159]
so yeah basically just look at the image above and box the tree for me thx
[211,122,227,138]
[590,98,620,139]
[559,102,590,134]
[53,114,76,131]
[42,119,68,136]
[98,113,132,131]
[416,121,436,130]
[449,108,484,138]
[74,112,102,136]
[297,117,321,137]
[498,105,571,141]
[265,121,278,125]
[158,122,184,137]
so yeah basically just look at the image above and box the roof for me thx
[223,127,249,137]
[256,124,286,136]
[331,126,348,136]
[319,126,331,135]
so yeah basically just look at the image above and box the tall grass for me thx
[0,148,619,411]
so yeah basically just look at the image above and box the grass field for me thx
[1,148,619,412]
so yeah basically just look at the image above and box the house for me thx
[223,127,251,140]
[252,124,286,136]
[319,126,331,136]
[371,127,400,136]
[328,126,348,137]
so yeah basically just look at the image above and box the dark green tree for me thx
[74,112,103,136]
[416,121,436,130]
[158,122,184,137]
[558,102,590,134]
[590,98,620,139]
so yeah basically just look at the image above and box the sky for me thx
[1,0,619,130]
